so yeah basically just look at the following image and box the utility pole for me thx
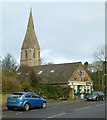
[102,75,104,92]
[104,58,107,120]
[105,2,107,119]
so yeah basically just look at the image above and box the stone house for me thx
[34,62,93,95]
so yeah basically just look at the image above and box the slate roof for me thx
[34,62,82,84]
[21,8,40,50]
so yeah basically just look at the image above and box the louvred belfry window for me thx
[33,52,35,58]
[33,50,36,58]
[25,50,27,58]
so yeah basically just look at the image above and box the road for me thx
[2,100,107,119]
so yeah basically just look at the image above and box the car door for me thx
[25,93,34,108]
[25,92,43,108]
[30,92,43,108]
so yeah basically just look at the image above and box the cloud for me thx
[2,2,105,64]
[52,57,80,64]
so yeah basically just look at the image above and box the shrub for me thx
[47,92,58,100]
[21,79,34,92]
[2,76,21,94]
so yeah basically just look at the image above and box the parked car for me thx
[6,92,47,111]
[86,91,105,101]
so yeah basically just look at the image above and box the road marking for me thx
[96,103,105,107]
[16,112,23,115]
[47,112,65,118]
[41,119,46,120]
[75,106,90,111]
[88,102,97,103]
[2,115,6,117]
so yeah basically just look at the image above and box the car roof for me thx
[93,91,103,93]
[12,92,35,95]
[92,91,104,94]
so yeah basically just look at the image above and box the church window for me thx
[33,50,36,58]
[25,50,27,58]
[33,52,35,58]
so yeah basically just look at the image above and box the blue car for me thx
[6,92,47,111]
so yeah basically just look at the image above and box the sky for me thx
[1,1,105,65]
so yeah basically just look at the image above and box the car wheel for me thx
[102,97,105,101]
[24,103,30,111]
[96,97,99,101]
[42,102,47,109]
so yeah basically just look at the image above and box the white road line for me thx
[75,106,90,111]
[41,119,46,120]
[2,115,6,117]
[96,104,105,107]
[47,112,65,118]
[16,112,23,115]
[75,109,80,111]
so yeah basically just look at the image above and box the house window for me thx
[82,71,85,77]
[78,70,85,77]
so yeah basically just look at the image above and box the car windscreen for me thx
[92,92,98,96]
[9,93,24,98]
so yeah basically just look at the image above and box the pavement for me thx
[47,99,82,106]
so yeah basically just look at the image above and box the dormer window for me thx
[50,70,55,73]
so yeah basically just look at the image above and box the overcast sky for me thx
[1,1,105,64]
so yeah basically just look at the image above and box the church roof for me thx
[18,62,92,84]
[21,9,40,50]
[34,62,82,84]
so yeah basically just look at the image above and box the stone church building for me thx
[20,9,93,96]
[20,9,41,67]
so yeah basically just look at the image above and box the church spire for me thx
[27,7,34,30]
[20,8,41,67]
[21,8,40,50]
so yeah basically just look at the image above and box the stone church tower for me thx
[20,9,41,67]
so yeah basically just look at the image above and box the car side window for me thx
[99,92,104,95]
[31,93,40,98]
[33,94,40,98]
[25,93,32,98]
[34,95,40,98]
[25,92,40,98]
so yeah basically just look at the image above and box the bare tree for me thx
[92,44,106,92]
[92,44,105,71]
[93,44,105,62]
[2,53,18,75]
